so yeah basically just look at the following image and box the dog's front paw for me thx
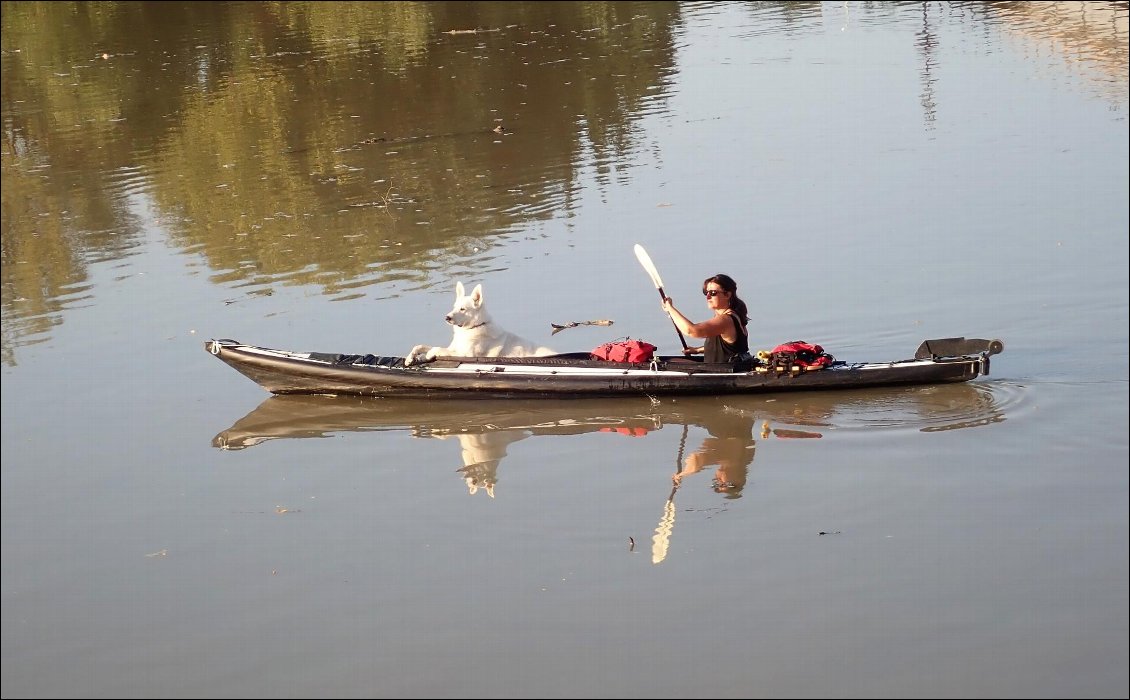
[405,344,433,366]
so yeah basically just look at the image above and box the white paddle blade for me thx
[633,244,664,290]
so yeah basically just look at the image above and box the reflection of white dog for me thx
[406,281,556,365]
[441,430,530,498]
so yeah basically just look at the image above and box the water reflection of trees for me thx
[913,1,1127,131]
[2,1,683,357]
[979,1,1129,105]
[3,1,1127,363]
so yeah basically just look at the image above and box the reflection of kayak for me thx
[772,429,823,439]
[212,395,669,450]
[204,337,1003,399]
[211,382,1005,451]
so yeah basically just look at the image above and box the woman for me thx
[661,273,750,363]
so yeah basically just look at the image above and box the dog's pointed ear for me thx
[455,281,465,299]
[470,284,483,307]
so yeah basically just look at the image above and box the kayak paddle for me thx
[633,244,689,351]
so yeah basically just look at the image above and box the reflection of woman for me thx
[673,409,756,499]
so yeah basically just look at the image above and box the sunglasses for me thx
[703,289,725,298]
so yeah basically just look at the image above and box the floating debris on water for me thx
[550,319,614,335]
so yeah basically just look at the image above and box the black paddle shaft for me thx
[655,286,689,350]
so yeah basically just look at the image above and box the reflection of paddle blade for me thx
[651,498,676,564]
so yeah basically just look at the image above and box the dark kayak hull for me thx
[204,337,1002,399]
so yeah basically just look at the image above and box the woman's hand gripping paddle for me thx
[634,244,689,351]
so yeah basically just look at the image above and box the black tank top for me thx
[704,314,749,363]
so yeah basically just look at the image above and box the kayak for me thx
[204,336,1003,399]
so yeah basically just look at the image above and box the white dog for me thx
[405,281,556,365]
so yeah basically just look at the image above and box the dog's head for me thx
[445,281,489,328]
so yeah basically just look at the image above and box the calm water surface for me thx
[2,2,1127,698]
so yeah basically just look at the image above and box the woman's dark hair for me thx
[702,274,749,324]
